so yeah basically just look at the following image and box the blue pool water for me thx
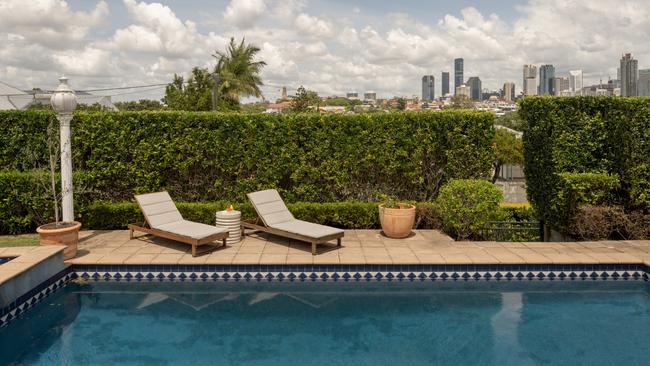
[1,281,648,365]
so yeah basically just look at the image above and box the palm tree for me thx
[212,37,266,110]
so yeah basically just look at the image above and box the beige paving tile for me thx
[440,253,472,264]
[364,255,393,264]
[262,245,289,254]
[135,246,166,255]
[111,246,142,254]
[205,252,235,264]
[389,255,420,264]
[414,253,446,264]
[361,240,385,248]
[313,253,340,264]
[123,254,156,265]
[98,252,133,264]
[237,244,267,254]
[178,254,209,265]
[339,254,366,264]
[285,254,313,264]
[68,253,105,264]
[232,253,261,264]
[150,253,184,264]
[259,254,287,264]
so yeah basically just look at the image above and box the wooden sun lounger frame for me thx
[241,218,342,255]
[128,221,228,257]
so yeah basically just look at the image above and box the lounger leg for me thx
[222,238,227,247]
[312,242,317,255]
[337,238,341,247]
[129,228,134,240]
[192,244,197,257]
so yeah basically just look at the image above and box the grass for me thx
[0,234,39,247]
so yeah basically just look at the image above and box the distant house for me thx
[264,101,292,113]
[317,106,346,113]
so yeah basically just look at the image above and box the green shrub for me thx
[520,97,650,233]
[0,110,495,203]
[434,179,504,240]
[548,172,620,232]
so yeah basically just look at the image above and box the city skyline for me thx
[1,0,649,101]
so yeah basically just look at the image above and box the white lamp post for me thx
[50,76,77,222]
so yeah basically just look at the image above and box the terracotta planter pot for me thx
[379,204,416,239]
[37,221,81,260]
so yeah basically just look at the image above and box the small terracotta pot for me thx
[37,221,81,260]
[379,204,416,239]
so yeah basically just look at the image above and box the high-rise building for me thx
[538,64,555,95]
[638,69,650,97]
[441,72,450,96]
[523,65,537,96]
[502,82,515,102]
[454,58,464,94]
[455,84,470,98]
[554,77,570,95]
[569,70,583,96]
[421,75,435,101]
[346,92,358,99]
[363,92,376,100]
[620,53,638,96]
[467,77,482,100]
[281,86,287,99]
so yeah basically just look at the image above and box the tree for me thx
[163,67,214,111]
[496,111,526,131]
[290,86,319,112]
[449,95,474,109]
[213,37,266,110]
[492,128,524,182]
[114,99,165,111]
[396,97,407,111]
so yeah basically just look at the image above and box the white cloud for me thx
[294,13,334,38]
[223,0,267,29]
[1,0,650,101]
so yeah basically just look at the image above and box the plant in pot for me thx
[378,194,416,238]
[35,96,81,260]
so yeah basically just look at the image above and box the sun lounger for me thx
[242,189,344,255]
[128,192,229,257]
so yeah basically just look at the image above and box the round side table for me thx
[216,210,242,245]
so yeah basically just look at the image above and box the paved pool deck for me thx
[65,230,650,267]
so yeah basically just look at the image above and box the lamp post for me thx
[50,76,77,222]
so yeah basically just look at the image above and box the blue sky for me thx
[1,0,648,101]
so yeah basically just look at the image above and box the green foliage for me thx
[75,201,440,232]
[290,86,319,112]
[213,37,266,105]
[495,111,525,131]
[321,97,362,109]
[519,97,650,232]
[0,110,494,204]
[114,100,166,111]
[434,179,504,240]
[449,95,474,109]
[396,98,407,111]
[492,128,523,182]
[163,67,214,111]
[547,172,620,232]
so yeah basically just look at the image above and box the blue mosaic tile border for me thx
[0,267,74,327]
[72,263,650,282]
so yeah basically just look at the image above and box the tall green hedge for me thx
[519,97,650,230]
[0,110,495,203]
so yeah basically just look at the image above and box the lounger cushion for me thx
[270,220,344,240]
[135,192,183,228]
[157,220,229,240]
[247,189,294,226]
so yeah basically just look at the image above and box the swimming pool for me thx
[1,281,648,365]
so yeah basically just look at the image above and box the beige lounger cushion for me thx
[247,189,294,226]
[270,220,344,239]
[248,189,344,240]
[157,220,228,240]
[135,191,228,239]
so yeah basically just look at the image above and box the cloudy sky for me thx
[1,0,649,101]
